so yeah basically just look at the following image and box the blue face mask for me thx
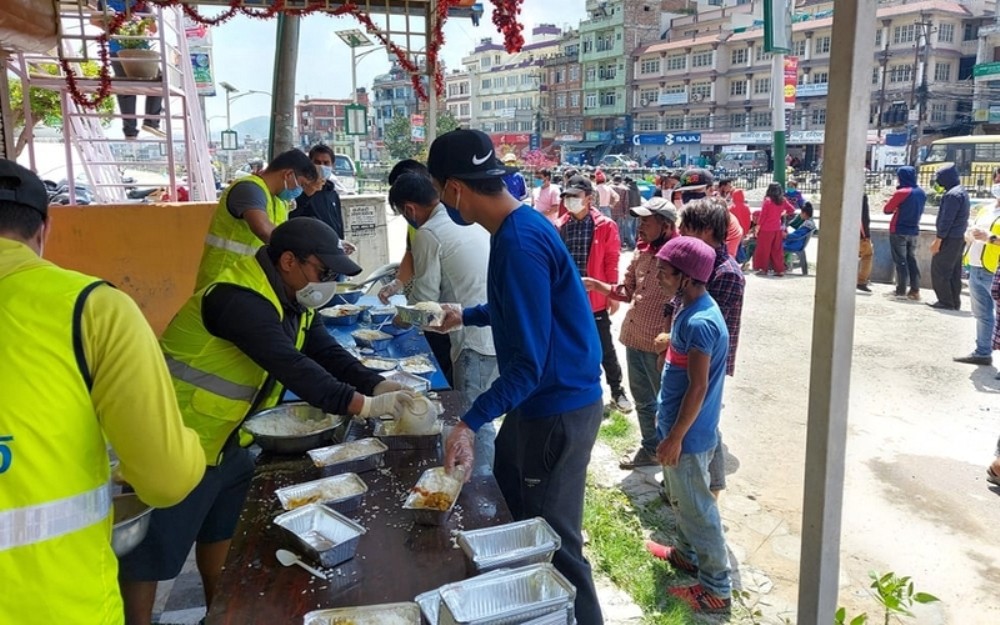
[443,183,473,227]
[278,176,303,202]
[319,165,333,179]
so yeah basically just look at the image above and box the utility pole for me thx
[910,16,934,165]
[269,14,300,160]
[875,40,891,139]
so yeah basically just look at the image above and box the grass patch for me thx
[598,408,637,457]
[583,482,694,624]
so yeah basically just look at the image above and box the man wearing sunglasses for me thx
[120,218,415,625]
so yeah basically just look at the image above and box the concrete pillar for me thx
[796,0,877,622]
[269,14,299,160]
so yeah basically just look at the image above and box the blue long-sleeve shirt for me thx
[461,206,602,431]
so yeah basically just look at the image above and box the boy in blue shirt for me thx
[644,236,732,614]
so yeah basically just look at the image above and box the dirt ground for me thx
[592,238,1000,624]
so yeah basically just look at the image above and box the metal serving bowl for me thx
[112,493,152,557]
[242,403,346,455]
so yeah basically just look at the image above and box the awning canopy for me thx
[559,141,605,149]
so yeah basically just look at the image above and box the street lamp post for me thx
[218,82,272,174]
[336,29,376,163]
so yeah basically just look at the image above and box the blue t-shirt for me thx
[656,292,729,454]
[462,206,602,431]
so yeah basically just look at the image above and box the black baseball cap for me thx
[676,168,714,192]
[560,175,594,197]
[0,159,49,217]
[427,129,510,182]
[269,218,362,277]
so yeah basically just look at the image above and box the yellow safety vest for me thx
[0,255,120,624]
[194,176,288,291]
[979,216,1000,273]
[162,253,313,466]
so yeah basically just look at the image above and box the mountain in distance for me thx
[213,116,274,142]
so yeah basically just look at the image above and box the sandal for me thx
[987,467,1000,487]
[667,583,732,613]
[645,540,698,574]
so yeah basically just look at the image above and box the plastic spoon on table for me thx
[275,549,326,580]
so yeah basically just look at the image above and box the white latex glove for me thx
[423,302,464,334]
[372,379,405,395]
[444,421,475,483]
[358,389,416,419]
[378,278,404,304]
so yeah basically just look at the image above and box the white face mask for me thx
[991,184,1000,200]
[295,282,339,309]
[565,196,586,214]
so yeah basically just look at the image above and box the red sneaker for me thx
[668,583,732,613]
[644,540,698,574]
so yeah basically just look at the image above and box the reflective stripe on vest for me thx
[0,483,110,551]
[204,234,258,257]
[164,356,258,402]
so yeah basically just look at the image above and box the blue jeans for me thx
[969,266,996,357]
[453,349,499,473]
[889,233,921,295]
[626,347,661,455]
[616,216,636,249]
[598,206,612,219]
[662,451,732,598]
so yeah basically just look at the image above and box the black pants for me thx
[111,55,163,137]
[593,311,623,394]
[494,400,604,625]
[424,331,454,386]
[931,237,965,309]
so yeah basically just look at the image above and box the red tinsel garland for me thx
[62,0,526,110]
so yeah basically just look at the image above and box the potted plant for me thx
[115,16,159,79]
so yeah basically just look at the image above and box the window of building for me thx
[521,74,534,86]
[730,79,747,97]
[755,46,772,62]
[585,93,598,108]
[460,103,470,117]
[556,94,567,108]
[931,103,947,122]
[872,67,880,85]
[667,54,687,71]
[751,111,770,127]
[814,36,831,55]
[519,96,532,108]
[893,24,916,44]
[934,62,951,82]
[731,48,747,66]
[481,78,491,90]
[938,23,955,43]
[639,87,659,105]
[689,115,711,130]
[494,55,501,65]
[690,81,712,100]
[964,23,979,41]
[640,57,661,74]
[559,120,570,132]
[889,64,912,83]
[792,39,807,57]
[586,65,597,82]
[638,117,658,131]
[812,72,829,84]
[582,38,593,53]
[753,77,771,94]
[664,83,686,94]
[553,69,563,84]
[571,93,580,107]
[600,91,616,106]
[506,75,518,88]
[599,64,617,80]
[730,112,747,129]
[569,66,580,81]
[692,50,714,68]
[665,116,684,130]
[811,108,826,125]
[481,101,492,111]
[481,57,491,69]
[788,109,804,126]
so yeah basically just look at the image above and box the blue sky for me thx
[202,2,587,127]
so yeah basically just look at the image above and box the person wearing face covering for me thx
[952,178,1000,365]
[119,218,416,625]
[294,144,349,244]
[194,149,319,291]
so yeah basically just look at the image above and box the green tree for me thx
[8,62,114,156]
[383,110,460,162]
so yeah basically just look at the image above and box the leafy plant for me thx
[115,16,156,50]
[834,606,868,625]
[383,110,459,162]
[867,571,939,625]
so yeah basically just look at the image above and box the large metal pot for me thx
[112,493,151,557]
[242,403,346,455]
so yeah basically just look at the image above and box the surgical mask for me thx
[278,177,303,202]
[991,184,1000,199]
[319,165,333,180]
[444,184,473,226]
[295,281,338,309]
[564,196,586,214]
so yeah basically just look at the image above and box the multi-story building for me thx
[630,0,987,168]
[462,25,565,155]
[544,33,585,152]
[577,0,679,156]
[296,90,369,153]
[371,62,422,145]
[445,69,473,127]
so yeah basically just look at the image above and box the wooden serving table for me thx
[206,392,510,624]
